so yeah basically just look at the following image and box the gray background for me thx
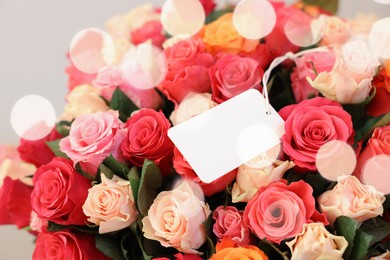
[0,0,389,259]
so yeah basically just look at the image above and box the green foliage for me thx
[46,139,69,159]
[302,0,339,14]
[101,154,130,180]
[355,111,390,144]
[205,8,234,24]
[110,87,139,122]
[96,234,127,260]
[56,120,72,137]
[128,166,141,202]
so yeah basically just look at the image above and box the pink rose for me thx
[60,110,127,174]
[209,54,263,103]
[83,174,138,234]
[65,57,97,92]
[243,180,328,244]
[94,66,163,110]
[279,97,354,171]
[367,87,390,117]
[199,0,216,16]
[33,230,109,260]
[157,39,214,104]
[239,43,272,72]
[0,177,33,229]
[212,206,251,246]
[31,158,91,225]
[318,175,385,224]
[121,109,174,175]
[130,20,166,48]
[173,147,237,196]
[290,50,335,102]
[142,182,211,254]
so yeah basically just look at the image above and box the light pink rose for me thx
[286,223,348,260]
[290,50,335,102]
[232,155,294,203]
[318,175,385,224]
[318,15,351,46]
[30,211,47,233]
[348,13,378,35]
[60,110,127,174]
[212,206,250,246]
[83,174,138,234]
[170,93,217,125]
[142,182,211,254]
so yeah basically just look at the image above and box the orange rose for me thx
[199,13,258,54]
[210,245,268,260]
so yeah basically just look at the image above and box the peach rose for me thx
[83,174,138,234]
[170,93,217,125]
[199,13,258,54]
[60,84,109,121]
[210,245,268,260]
[142,182,211,254]
[318,15,351,46]
[370,251,390,260]
[231,155,294,203]
[318,175,385,224]
[348,13,378,35]
[308,71,373,104]
[286,223,348,260]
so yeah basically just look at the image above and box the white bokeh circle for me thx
[361,154,390,194]
[368,17,390,59]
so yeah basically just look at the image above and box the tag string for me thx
[261,46,329,115]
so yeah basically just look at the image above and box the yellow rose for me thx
[286,223,348,260]
[199,13,258,54]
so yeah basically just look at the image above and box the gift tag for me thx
[168,89,285,183]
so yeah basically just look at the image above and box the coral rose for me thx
[121,109,174,175]
[209,54,263,103]
[60,110,127,174]
[318,175,385,224]
[243,180,328,244]
[33,230,108,260]
[142,182,211,254]
[199,13,258,54]
[212,206,251,246]
[31,157,91,225]
[279,97,354,171]
[286,223,348,260]
[82,174,138,234]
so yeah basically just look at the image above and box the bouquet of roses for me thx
[1,0,390,259]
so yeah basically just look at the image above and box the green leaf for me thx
[360,217,390,246]
[46,139,69,158]
[205,8,234,24]
[334,216,359,259]
[137,160,163,216]
[258,240,289,260]
[128,167,140,202]
[75,163,96,181]
[129,222,153,260]
[110,87,139,122]
[355,111,390,144]
[350,230,373,260]
[56,120,72,137]
[384,194,390,210]
[302,0,338,14]
[47,222,99,234]
[102,154,130,180]
[96,235,127,260]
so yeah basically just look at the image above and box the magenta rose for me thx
[121,109,174,175]
[291,50,336,102]
[212,206,251,246]
[243,180,328,244]
[60,110,127,174]
[31,157,91,225]
[158,39,214,104]
[0,177,33,229]
[33,230,108,260]
[173,147,236,196]
[209,54,263,103]
[279,97,354,171]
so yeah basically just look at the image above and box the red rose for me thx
[209,54,263,103]
[17,127,62,168]
[121,109,174,175]
[239,43,272,72]
[279,97,354,170]
[158,39,214,104]
[0,177,33,228]
[33,230,108,260]
[367,87,390,117]
[173,147,236,196]
[199,0,216,16]
[130,20,166,48]
[243,180,328,244]
[31,157,91,225]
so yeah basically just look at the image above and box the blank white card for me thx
[168,89,285,184]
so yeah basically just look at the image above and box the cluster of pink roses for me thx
[1,0,390,259]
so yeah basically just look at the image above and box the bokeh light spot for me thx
[368,17,390,59]
[372,0,390,4]
[161,0,205,37]
[10,95,56,141]
[316,140,356,181]
[233,0,276,40]
[121,42,167,90]
[361,154,390,194]
[69,28,116,74]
